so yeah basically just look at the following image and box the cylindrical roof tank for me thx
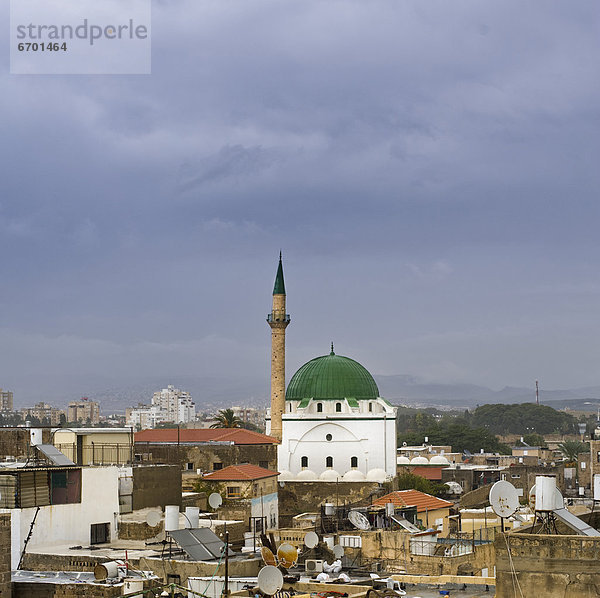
[185,507,200,529]
[535,476,557,511]
[165,505,180,532]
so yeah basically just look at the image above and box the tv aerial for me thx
[348,510,371,531]
[257,565,284,596]
[489,480,519,531]
[304,531,319,549]
[208,492,223,509]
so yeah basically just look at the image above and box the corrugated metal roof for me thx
[373,490,453,512]
[203,464,279,481]
[135,428,279,445]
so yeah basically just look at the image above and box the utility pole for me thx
[536,380,539,406]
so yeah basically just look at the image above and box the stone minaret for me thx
[267,253,290,441]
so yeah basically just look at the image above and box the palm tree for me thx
[210,408,242,429]
[557,440,587,464]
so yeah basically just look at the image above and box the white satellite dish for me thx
[332,544,345,559]
[257,565,284,595]
[145,510,162,527]
[489,480,519,518]
[304,531,319,549]
[348,510,371,531]
[529,484,563,511]
[208,493,223,509]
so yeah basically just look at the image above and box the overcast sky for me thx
[2,1,600,405]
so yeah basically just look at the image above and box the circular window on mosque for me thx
[326,434,332,441]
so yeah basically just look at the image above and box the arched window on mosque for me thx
[351,456,358,468]
[368,402,373,412]
[326,456,334,468]
[317,403,323,413]
[301,456,309,469]
[335,402,342,412]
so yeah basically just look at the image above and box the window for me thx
[581,462,587,469]
[186,462,194,470]
[511,474,521,479]
[326,434,332,441]
[326,456,333,468]
[301,456,309,468]
[226,486,242,498]
[317,403,323,413]
[368,403,373,412]
[336,402,342,412]
[213,462,223,471]
[351,456,358,468]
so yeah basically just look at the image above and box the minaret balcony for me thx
[267,313,291,323]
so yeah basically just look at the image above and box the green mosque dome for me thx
[286,346,380,401]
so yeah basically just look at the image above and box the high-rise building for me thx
[151,385,196,424]
[68,398,100,424]
[0,389,13,412]
[21,402,65,425]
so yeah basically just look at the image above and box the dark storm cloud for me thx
[1,0,600,403]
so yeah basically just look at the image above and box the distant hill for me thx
[374,374,600,411]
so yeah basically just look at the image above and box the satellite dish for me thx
[489,480,519,518]
[145,510,162,527]
[276,543,298,568]
[304,531,319,549]
[332,544,345,559]
[208,493,223,509]
[348,510,371,530]
[529,484,563,511]
[257,565,284,595]
[261,546,277,566]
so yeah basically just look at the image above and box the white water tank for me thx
[185,507,200,529]
[30,428,43,447]
[165,505,180,532]
[535,476,557,511]
[324,503,335,516]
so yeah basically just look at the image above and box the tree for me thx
[210,408,242,429]
[557,440,588,464]
[396,472,446,497]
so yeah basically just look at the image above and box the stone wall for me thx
[135,443,277,473]
[133,464,182,509]
[495,532,600,598]
[347,530,495,576]
[13,579,155,598]
[278,481,382,527]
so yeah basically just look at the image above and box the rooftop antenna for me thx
[536,380,539,405]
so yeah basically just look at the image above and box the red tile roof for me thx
[409,466,443,481]
[135,428,279,445]
[203,464,280,481]
[372,490,453,512]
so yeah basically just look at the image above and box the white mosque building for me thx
[265,256,397,482]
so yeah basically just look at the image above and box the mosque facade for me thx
[265,256,397,482]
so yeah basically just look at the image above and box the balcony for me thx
[267,313,290,323]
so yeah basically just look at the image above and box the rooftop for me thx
[135,428,279,445]
[203,463,279,481]
[372,490,453,512]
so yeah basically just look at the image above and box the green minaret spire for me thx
[273,251,286,295]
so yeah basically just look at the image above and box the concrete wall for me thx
[132,464,181,509]
[495,532,600,598]
[3,467,120,569]
[277,480,382,527]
